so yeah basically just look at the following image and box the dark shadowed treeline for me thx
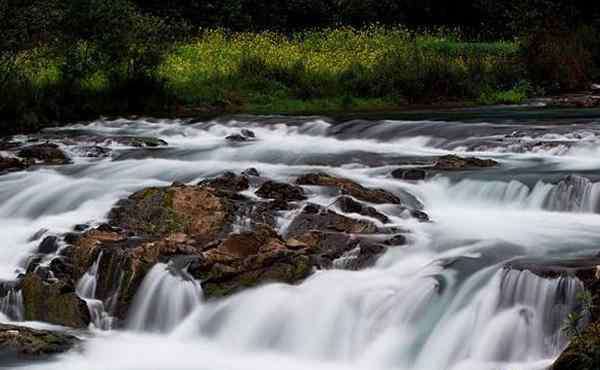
[1,0,600,133]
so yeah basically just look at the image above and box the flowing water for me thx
[2,108,600,370]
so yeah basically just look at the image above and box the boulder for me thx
[255,181,307,202]
[17,143,70,165]
[432,155,498,171]
[0,324,78,360]
[21,274,90,328]
[334,196,390,223]
[108,184,235,240]
[189,225,312,299]
[226,129,256,142]
[296,173,401,204]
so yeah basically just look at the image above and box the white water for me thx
[0,115,599,370]
[127,263,202,333]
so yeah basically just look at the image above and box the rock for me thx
[109,184,235,240]
[198,172,250,192]
[73,224,89,232]
[553,323,600,370]
[37,236,59,254]
[188,225,312,299]
[255,181,307,202]
[225,134,248,142]
[296,173,401,204]
[241,129,255,138]
[21,273,90,328]
[384,234,408,246]
[76,145,111,158]
[286,204,379,238]
[226,129,256,142]
[410,209,430,222]
[28,229,48,242]
[432,155,498,171]
[0,156,28,173]
[17,143,70,165]
[391,168,427,181]
[0,324,79,360]
[242,168,260,177]
[334,196,390,223]
[121,137,168,148]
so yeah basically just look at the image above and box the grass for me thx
[2,27,530,132]
[158,27,526,111]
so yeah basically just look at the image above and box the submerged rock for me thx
[226,130,256,143]
[432,155,498,171]
[286,203,379,237]
[0,324,79,360]
[17,143,70,165]
[391,168,427,181]
[296,172,401,204]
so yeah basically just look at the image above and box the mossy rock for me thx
[0,324,79,361]
[21,274,90,328]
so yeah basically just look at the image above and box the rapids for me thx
[2,109,600,370]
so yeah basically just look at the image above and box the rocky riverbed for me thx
[1,112,600,369]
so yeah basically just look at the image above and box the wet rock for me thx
[28,229,48,242]
[241,129,255,138]
[120,136,168,148]
[296,173,401,204]
[334,196,390,223]
[286,204,379,238]
[0,156,28,173]
[75,145,111,158]
[226,129,256,142]
[391,168,427,181]
[384,234,408,246]
[242,168,260,177]
[21,273,90,328]
[255,181,307,202]
[410,209,430,222]
[37,236,59,254]
[17,143,70,165]
[0,324,79,360]
[432,155,498,171]
[109,184,235,240]
[73,224,89,232]
[189,225,311,299]
[198,172,250,192]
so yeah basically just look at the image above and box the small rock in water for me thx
[334,196,390,224]
[73,224,89,232]
[241,129,255,138]
[432,154,498,171]
[198,171,250,192]
[17,143,70,165]
[255,181,307,202]
[242,167,260,177]
[37,236,59,254]
[391,168,427,181]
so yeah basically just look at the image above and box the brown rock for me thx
[255,181,306,202]
[296,173,401,204]
[432,155,498,171]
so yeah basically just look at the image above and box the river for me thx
[2,108,600,370]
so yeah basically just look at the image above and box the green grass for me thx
[3,27,529,132]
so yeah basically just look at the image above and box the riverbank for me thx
[2,28,532,134]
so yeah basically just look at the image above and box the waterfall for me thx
[127,263,202,333]
[424,175,600,213]
[0,287,23,321]
[76,252,113,330]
